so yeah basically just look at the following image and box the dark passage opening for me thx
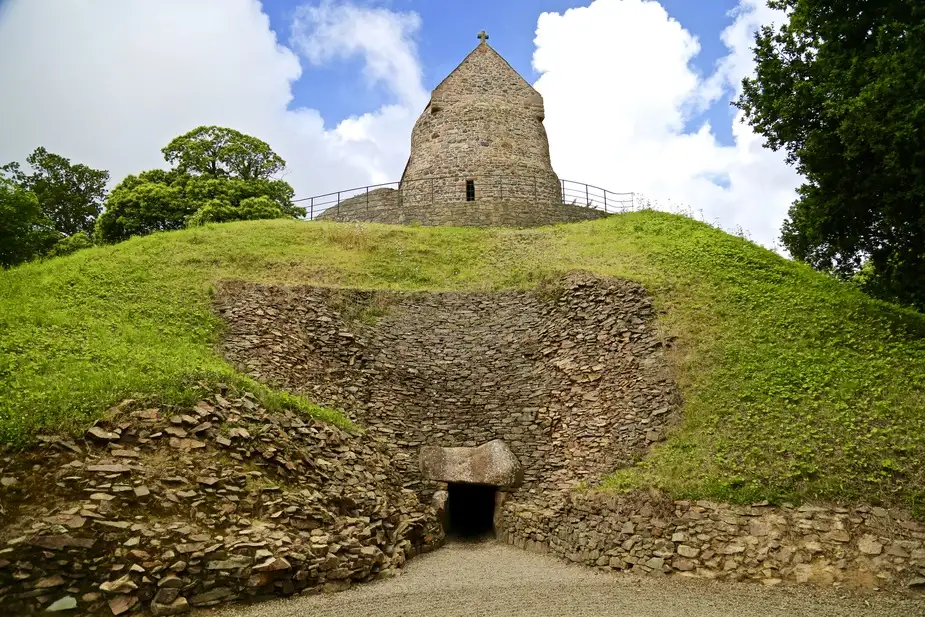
[446,482,496,539]
[465,179,476,201]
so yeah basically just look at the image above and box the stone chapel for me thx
[319,33,607,226]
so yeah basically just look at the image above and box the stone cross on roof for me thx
[477,30,489,43]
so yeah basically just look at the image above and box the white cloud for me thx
[291,1,427,109]
[0,0,420,202]
[289,1,428,184]
[534,0,801,247]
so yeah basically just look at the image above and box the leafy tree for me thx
[187,196,291,227]
[96,127,303,243]
[736,0,925,309]
[2,147,109,237]
[95,170,192,243]
[0,179,57,268]
[162,126,285,180]
[46,232,94,258]
[180,175,298,215]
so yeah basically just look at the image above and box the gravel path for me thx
[210,541,924,617]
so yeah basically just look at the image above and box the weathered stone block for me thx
[677,545,699,559]
[420,440,523,487]
[858,536,883,555]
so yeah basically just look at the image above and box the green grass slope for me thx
[2,213,924,512]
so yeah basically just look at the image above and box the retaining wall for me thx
[215,273,679,501]
[316,190,608,226]
[498,491,925,589]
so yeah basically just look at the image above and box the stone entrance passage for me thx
[446,483,497,538]
[420,440,522,538]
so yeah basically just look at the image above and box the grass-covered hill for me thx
[2,212,924,513]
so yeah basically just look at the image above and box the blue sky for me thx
[263,0,742,145]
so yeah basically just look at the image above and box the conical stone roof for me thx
[400,34,561,206]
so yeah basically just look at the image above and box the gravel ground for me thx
[207,540,925,617]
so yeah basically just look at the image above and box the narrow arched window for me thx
[466,180,475,201]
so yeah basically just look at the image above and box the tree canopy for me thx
[96,126,303,244]
[2,147,109,238]
[0,178,56,268]
[161,126,286,180]
[0,147,107,267]
[736,0,925,310]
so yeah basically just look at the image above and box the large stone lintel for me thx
[420,439,523,488]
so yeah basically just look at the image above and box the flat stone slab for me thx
[420,440,523,487]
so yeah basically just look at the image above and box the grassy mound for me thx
[2,213,924,512]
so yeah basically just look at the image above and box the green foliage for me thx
[162,125,285,180]
[737,0,925,310]
[96,170,193,243]
[254,386,356,432]
[187,196,289,227]
[0,179,57,268]
[0,147,108,266]
[46,232,94,258]
[96,127,301,243]
[1,214,924,513]
[2,147,109,237]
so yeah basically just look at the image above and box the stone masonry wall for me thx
[317,192,608,227]
[215,273,679,502]
[312,42,596,228]
[499,491,925,590]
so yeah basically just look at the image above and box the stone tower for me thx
[317,33,608,227]
[400,31,562,207]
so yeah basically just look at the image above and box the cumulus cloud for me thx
[534,0,801,247]
[289,1,429,184]
[291,1,427,108]
[0,0,420,201]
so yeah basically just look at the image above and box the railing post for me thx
[585,184,590,208]
[310,197,314,220]
[604,190,607,213]
[561,180,565,204]
[337,191,340,217]
[366,186,370,216]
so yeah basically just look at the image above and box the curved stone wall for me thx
[213,273,925,592]
[317,192,608,227]
[215,273,680,501]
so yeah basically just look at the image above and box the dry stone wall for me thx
[214,273,925,593]
[0,387,442,615]
[215,273,680,503]
[499,491,925,590]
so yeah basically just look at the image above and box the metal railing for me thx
[294,175,635,221]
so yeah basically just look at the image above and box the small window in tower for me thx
[466,180,475,202]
